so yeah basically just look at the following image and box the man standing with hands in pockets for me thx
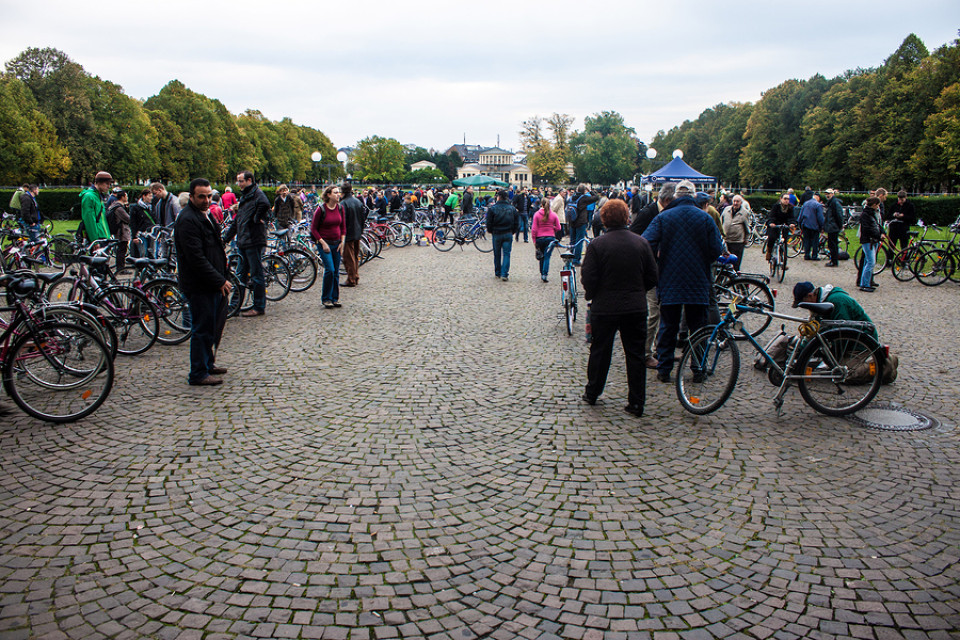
[175,178,233,386]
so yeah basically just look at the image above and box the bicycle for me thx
[912,219,960,286]
[431,219,491,253]
[0,273,114,422]
[547,238,589,335]
[765,224,794,283]
[713,256,776,340]
[676,296,884,417]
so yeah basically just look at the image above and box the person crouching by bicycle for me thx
[581,200,658,417]
[531,200,562,282]
[765,194,796,263]
[485,190,520,281]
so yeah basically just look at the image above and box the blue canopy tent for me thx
[641,157,716,186]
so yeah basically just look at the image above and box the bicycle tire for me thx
[2,321,114,423]
[433,224,456,252]
[35,304,119,361]
[676,325,740,415]
[788,233,803,259]
[262,254,291,301]
[796,328,883,416]
[46,275,82,303]
[143,278,192,345]
[777,241,787,283]
[226,271,244,318]
[388,222,413,248]
[915,248,954,286]
[95,285,160,356]
[891,246,919,282]
[853,245,888,276]
[472,228,492,253]
[281,248,318,292]
[564,298,574,336]
[718,278,774,340]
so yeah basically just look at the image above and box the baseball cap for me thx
[792,281,815,308]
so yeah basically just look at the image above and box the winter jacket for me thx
[129,200,156,237]
[341,195,367,242]
[174,201,228,295]
[571,193,599,228]
[107,201,131,242]
[152,193,181,227]
[858,206,883,244]
[797,199,825,231]
[818,285,877,339]
[824,197,844,234]
[642,196,724,306]
[19,191,40,225]
[273,195,298,228]
[629,200,660,236]
[765,202,796,230]
[485,201,520,234]
[886,199,916,227]
[462,191,474,214]
[581,227,658,316]
[720,204,750,243]
[223,184,270,249]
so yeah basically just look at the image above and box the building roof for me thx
[478,147,513,156]
[444,144,482,162]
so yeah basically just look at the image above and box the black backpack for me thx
[106,203,120,237]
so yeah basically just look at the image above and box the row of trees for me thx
[648,33,960,191]
[347,138,461,184]
[1,47,344,185]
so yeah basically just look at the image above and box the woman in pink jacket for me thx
[531,202,562,282]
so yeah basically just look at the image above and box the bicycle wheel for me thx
[788,233,803,258]
[143,278,192,345]
[891,246,919,282]
[36,304,119,361]
[432,224,456,252]
[46,276,82,303]
[388,222,413,248]
[854,245,887,276]
[720,278,774,340]
[777,241,787,283]
[226,271,245,318]
[676,326,740,415]
[2,322,114,423]
[282,248,318,292]
[96,285,159,356]
[796,329,882,416]
[915,248,954,286]
[471,227,492,253]
[262,254,291,301]
[564,297,574,335]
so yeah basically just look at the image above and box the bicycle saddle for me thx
[797,302,834,315]
[559,252,575,260]
[126,257,154,268]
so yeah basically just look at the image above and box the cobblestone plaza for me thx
[2,243,959,640]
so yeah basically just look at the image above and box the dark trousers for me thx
[727,242,745,271]
[186,292,222,383]
[585,311,648,410]
[115,240,128,271]
[826,231,840,264]
[802,227,820,259]
[888,223,909,252]
[657,303,708,376]
[237,245,266,312]
[342,238,360,285]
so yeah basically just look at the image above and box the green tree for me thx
[146,109,186,182]
[570,111,637,184]
[352,136,406,183]
[0,75,71,183]
[405,167,448,183]
[911,82,960,191]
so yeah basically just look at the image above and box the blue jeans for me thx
[657,303,708,376]
[492,233,513,278]
[859,242,877,287]
[535,236,555,278]
[571,224,587,264]
[237,245,266,312]
[186,292,222,383]
[516,213,530,241]
[318,240,341,303]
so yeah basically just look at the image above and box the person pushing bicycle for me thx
[765,194,797,263]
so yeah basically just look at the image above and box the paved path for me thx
[2,239,959,640]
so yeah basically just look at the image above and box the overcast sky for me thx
[2,1,958,154]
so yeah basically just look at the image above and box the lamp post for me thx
[311,151,322,185]
[336,151,348,183]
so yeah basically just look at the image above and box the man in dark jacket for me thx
[823,189,844,267]
[174,178,232,386]
[581,199,658,416]
[223,170,270,316]
[485,190,520,281]
[569,185,599,266]
[19,185,41,243]
[150,182,181,227]
[340,183,367,287]
[885,190,916,252]
[630,183,675,369]
[512,188,532,242]
[764,193,797,263]
[462,186,474,217]
[643,180,725,382]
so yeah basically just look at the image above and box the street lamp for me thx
[672,149,684,159]
[336,151,348,182]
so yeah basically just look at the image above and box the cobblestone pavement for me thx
[2,239,959,640]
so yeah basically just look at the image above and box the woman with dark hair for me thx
[857,196,884,293]
[580,199,659,417]
[310,185,346,308]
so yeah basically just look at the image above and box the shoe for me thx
[209,366,228,375]
[656,372,671,383]
[189,376,223,386]
[341,282,357,287]
[871,281,879,288]
[825,262,838,267]
[859,286,876,292]
[624,404,643,417]
[581,394,597,406]
[323,301,334,308]
[240,309,264,317]
[524,240,529,243]
[501,276,508,282]
[332,301,342,308]
[541,276,548,283]
[645,356,658,369]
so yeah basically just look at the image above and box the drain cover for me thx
[848,403,940,432]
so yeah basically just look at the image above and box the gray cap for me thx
[675,180,696,197]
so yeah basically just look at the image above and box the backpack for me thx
[106,203,120,237]
[564,198,578,226]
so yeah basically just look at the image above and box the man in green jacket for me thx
[81,171,113,241]
[792,281,877,339]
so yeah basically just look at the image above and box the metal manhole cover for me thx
[848,403,940,432]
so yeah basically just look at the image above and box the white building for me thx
[456,146,533,189]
